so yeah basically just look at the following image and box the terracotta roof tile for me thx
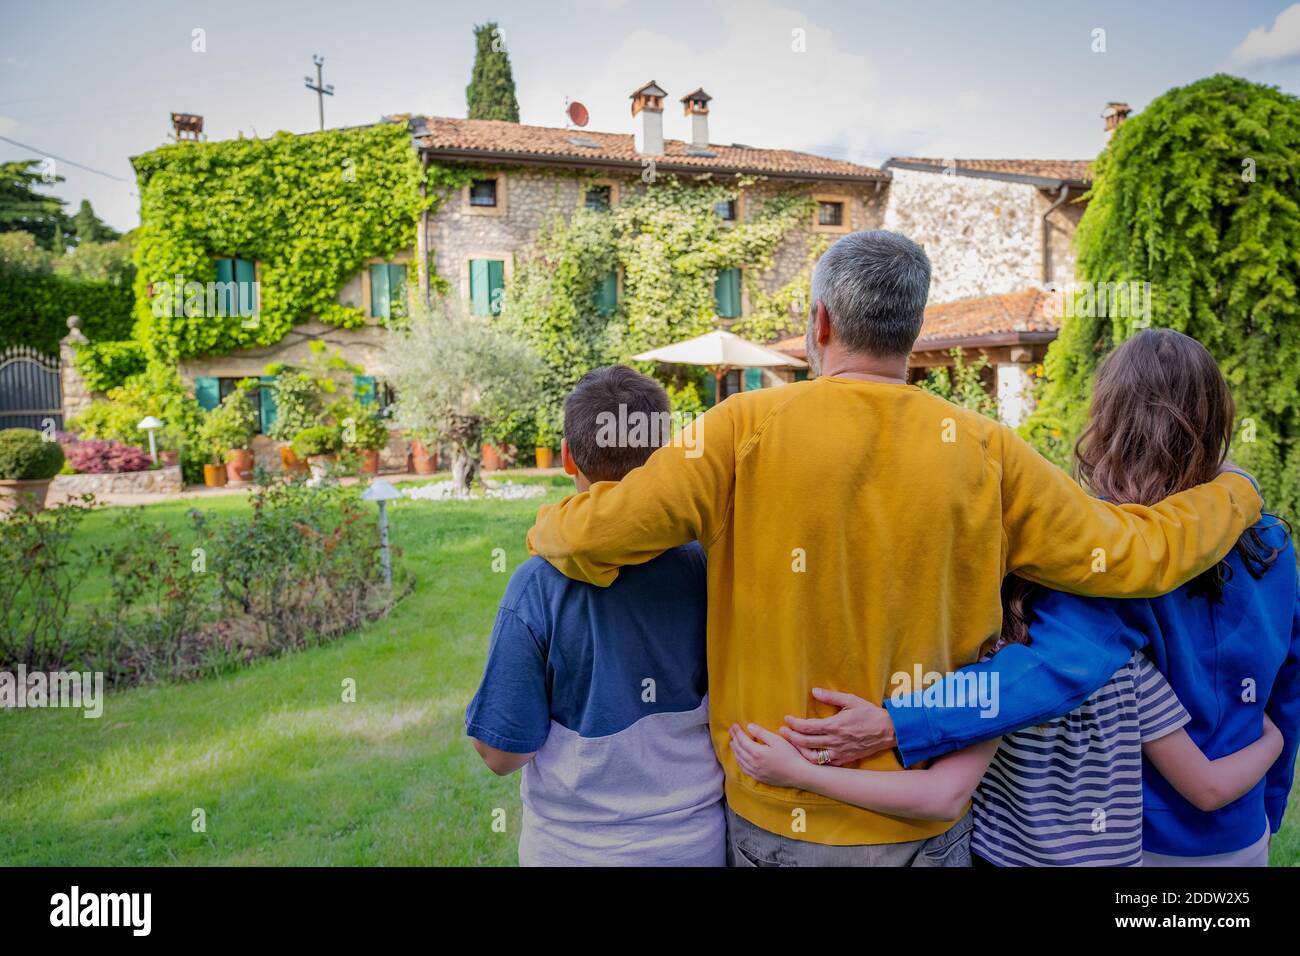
[886,157,1092,185]
[412,115,888,181]
[917,288,1061,346]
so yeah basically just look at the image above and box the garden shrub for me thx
[199,382,258,457]
[72,340,148,392]
[64,439,152,474]
[0,428,66,480]
[291,424,341,458]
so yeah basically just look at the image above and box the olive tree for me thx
[381,299,541,495]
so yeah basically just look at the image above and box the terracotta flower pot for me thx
[481,443,504,472]
[535,446,555,469]
[279,445,309,475]
[411,440,436,475]
[160,450,180,466]
[225,448,254,484]
[203,463,227,488]
[360,448,380,474]
[0,478,53,514]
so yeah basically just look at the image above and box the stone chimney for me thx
[1102,102,1131,140]
[681,88,712,149]
[630,81,667,155]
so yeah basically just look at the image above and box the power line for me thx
[0,135,131,182]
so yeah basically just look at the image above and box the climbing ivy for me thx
[498,176,813,445]
[131,121,432,360]
[1026,74,1300,521]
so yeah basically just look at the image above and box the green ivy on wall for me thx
[131,121,434,360]
[497,176,814,446]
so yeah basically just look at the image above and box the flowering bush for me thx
[65,439,152,474]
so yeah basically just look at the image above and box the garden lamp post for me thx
[361,478,402,589]
[137,415,163,464]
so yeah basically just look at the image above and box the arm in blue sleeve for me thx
[1264,584,1300,833]
[887,592,1151,766]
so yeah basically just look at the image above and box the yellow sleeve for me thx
[526,402,737,586]
[997,424,1262,597]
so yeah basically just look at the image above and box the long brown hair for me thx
[998,329,1287,648]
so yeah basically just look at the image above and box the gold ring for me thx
[816,748,832,765]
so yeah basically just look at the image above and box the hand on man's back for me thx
[779,688,897,766]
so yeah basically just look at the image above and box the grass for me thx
[1,474,1297,866]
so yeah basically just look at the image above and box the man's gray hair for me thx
[810,230,932,357]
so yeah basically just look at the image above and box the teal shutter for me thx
[194,376,220,411]
[469,259,490,315]
[592,270,618,316]
[215,258,234,283]
[714,268,741,318]
[703,374,717,406]
[258,375,277,432]
[370,263,390,318]
[487,259,505,315]
[388,264,407,316]
[354,374,376,406]
[744,367,764,391]
[234,258,256,317]
[794,368,809,382]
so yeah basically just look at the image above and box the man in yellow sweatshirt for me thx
[527,230,1262,866]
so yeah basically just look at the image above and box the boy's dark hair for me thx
[564,365,671,483]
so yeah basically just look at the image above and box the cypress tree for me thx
[466,22,520,123]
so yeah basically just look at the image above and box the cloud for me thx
[1228,3,1300,69]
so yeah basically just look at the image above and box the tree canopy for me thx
[466,22,520,123]
[1026,73,1300,521]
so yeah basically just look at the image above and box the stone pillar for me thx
[996,362,1034,428]
[59,315,93,425]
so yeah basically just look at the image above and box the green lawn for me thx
[1,477,1297,866]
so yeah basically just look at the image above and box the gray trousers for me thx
[725,804,973,867]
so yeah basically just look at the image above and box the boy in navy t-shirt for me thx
[466,366,723,866]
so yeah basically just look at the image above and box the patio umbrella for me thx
[632,330,806,403]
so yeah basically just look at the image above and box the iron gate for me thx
[0,345,62,431]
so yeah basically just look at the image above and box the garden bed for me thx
[51,463,183,496]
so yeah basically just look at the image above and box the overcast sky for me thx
[4,0,1300,233]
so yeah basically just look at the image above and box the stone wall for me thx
[882,168,1076,304]
[52,463,184,497]
[59,318,94,424]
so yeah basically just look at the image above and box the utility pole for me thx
[304,54,334,131]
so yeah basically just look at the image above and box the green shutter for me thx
[469,259,490,315]
[744,367,764,391]
[714,268,741,318]
[194,376,220,411]
[703,374,717,406]
[794,368,809,382]
[592,270,618,316]
[354,374,376,406]
[388,264,407,317]
[235,258,256,316]
[259,375,278,432]
[488,259,505,315]
[215,258,234,283]
[370,263,390,318]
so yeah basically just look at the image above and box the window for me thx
[210,377,264,434]
[743,367,764,391]
[469,259,506,316]
[469,179,498,207]
[368,262,408,320]
[715,199,737,221]
[585,185,612,211]
[714,268,742,318]
[213,256,257,316]
[592,270,618,316]
[812,195,850,233]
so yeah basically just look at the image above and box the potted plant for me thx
[331,397,389,475]
[292,425,342,481]
[410,437,437,474]
[0,428,66,514]
[201,383,259,484]
[534,414,560,470]
[202,457,227,488]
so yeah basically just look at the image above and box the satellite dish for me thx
[567,100,589,128]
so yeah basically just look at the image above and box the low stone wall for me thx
[51,464,184,497]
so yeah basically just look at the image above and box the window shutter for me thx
[487,260,505,315]
[215,258,234,284]
[370,263,390,318]
[235,258,256,316]
[354,374,376,406]
[194,376,220,411]
[388,264,407,316]
[744,367,764,391]
[469,259,490,315]
[703,373,717,406]
[794,368,809,382]
[714,268,741,318]
[259,375,278,432]
[593,270,618,316]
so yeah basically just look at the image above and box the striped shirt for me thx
[972,651,1190,867]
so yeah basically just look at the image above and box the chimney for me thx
[170,112,204,142]
[681,88,712,149]
[630,81,667,155]
[1102,102,1131,140]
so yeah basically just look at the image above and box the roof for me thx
[883,157,1092,189]
[915,288,1060,350]
[768,287,1062,358]
[410,115,889,182]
